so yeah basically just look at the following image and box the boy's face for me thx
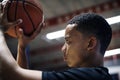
[62,24,90,67]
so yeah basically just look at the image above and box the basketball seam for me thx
[11,0,43,17]
[23,0,35,36]
[7,0,18,37]
[14,0,19,37]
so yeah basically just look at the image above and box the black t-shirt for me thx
[42,67,113,80]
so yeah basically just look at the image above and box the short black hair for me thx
[68,13,112,55]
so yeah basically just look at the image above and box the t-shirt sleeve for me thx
[42,67,112,80]
[42,69,81,80]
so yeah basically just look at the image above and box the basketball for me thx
[6,0,44,38]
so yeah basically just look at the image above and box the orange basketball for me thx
[6,0,44,38]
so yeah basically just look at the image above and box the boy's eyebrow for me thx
[65,35,71,40]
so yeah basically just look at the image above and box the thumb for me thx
[17,28,24,38]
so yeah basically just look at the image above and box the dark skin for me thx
[0,0,104,80]
[62,24,103,67]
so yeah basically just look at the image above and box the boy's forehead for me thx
[65,24,77,33]
[65,24,81,37]
[66,24,77,28]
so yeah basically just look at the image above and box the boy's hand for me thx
[0,0,22,32]
[17,22,45,47]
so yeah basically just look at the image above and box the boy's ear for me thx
[87,37,97,51]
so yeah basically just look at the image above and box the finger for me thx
[30,16,44,39]
[35,16,44,33]
[1,0,9,23]
[2,0,9,6]
[36,22,43,33]
[1,0,9,13]
[0,3,3,17]
[0,3,2,11]
[30,22,44,39]
[30,22,43,39]
[38,15,45,30]
[17,28,24,38]
[1,0,10,22]
[6,19,23,27]
[2,0,9,8]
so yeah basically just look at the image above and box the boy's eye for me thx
[65,37,72,44]
[66,40,71,44]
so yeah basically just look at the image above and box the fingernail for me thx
[19,19,23,23]
[17,19,23,24]
[19,28,22,30]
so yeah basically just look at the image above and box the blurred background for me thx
[2,0,120,79]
